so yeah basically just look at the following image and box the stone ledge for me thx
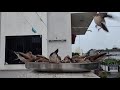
[0,70,99,78]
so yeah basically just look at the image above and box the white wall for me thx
[0,12,47,69]
[47,12,72,59]
[0,12,1,60]
[0,12,72,70]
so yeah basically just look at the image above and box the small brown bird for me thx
[71,55,86,63]
[85,53,107,62]
[49,49,61,63]
[15,51,50,63]
[35,55,49,62]
[14,51,35,62]
[94,12,114,32]
[61,55,71,63]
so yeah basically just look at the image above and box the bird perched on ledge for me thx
[94,12,115,32]
[49,49,61,63]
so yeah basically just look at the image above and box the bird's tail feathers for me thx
[101,23,109,32]
[54,49,58,54]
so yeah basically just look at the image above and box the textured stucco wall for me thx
[0,12,47,69]
[47,12,72,59]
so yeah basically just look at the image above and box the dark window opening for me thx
[5,35,42,64]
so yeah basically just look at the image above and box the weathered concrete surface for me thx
[0,70,99,78]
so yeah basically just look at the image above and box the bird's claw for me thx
[98,28,102,31]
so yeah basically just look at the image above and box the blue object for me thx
[32,27,37,33]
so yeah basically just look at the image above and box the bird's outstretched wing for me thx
[101,23,109,32]
[99,13,113,19]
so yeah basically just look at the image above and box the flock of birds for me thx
[14,49,107,64]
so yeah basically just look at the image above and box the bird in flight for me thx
[93,12,115,32]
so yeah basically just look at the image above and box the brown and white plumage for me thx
[14,51,35,62]
[14,51,49,63]
[35,55,49,62]
[61,55,71,63]
[94,12,114,32]
[49,49,61,63]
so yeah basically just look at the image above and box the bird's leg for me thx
[98,27,102,31]
[95,25,97,28]
[95,25,101,31]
